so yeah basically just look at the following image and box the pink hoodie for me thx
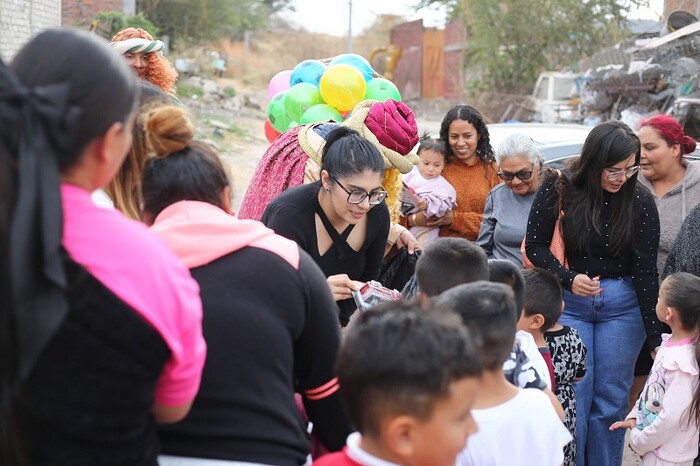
[150,200,300,269]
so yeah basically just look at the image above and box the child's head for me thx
[488,259,525,311]
[520,268,564,335]
[416,136,449,180]
[658,272,700,331]
[435,281,518,371]
[337,301,482,466]
[416,238,489,298]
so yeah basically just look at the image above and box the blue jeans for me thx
[560,277,645,466]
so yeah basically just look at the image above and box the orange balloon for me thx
[319,64,367,113]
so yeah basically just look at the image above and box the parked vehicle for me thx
[668,96,700,141]
[488,123,591,169]
[530,72,583,124]
[488,122,699,169]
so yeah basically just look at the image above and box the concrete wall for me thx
[0,0,62,61]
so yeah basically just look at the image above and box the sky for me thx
[283,0,666,37]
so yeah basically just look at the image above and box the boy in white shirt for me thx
[435,281,571,466]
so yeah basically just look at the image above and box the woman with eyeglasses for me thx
[406,104,499,241]
[262,126,390,326]
[524,121,665,466]
[476,133,545,266]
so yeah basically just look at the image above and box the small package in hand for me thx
[352,280,402,312]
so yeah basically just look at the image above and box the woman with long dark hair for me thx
[0,29,205,464]
[262,126,391,326]
[524,121,665,466]
[407,104,499,241]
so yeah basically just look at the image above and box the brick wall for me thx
[391,20,424,101]
[0,0,61,61]
[443,20,465,101]
[62,0,126,27]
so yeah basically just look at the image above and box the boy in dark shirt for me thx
[518,268,564,391]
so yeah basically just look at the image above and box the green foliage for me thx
[93,11,160,38]
[143,0,293,46]
[414,0,649,93]
[177,84,204,98]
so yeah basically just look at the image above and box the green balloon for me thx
[300,103,343,124]
[364,78,401,102]
[288,120,300,130]
[284,83,323,122]
[267,91,294,133]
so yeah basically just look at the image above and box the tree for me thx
[416,0,649,93]
[93,11,160,39]
[143,0,294,46]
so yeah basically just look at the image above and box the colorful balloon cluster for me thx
[264,54,402,143]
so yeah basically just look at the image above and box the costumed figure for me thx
[110,27,178,95]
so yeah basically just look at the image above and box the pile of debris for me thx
[579,18,700,134]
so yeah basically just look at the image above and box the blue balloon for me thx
[290,60,327,87]
[329,53,374,82]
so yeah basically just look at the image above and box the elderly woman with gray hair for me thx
[476,133,545,266]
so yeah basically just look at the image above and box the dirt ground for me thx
[179,79,450,212]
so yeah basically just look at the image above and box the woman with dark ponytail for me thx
[525,120,665,466]
[262,126,391,326]
[1,29,205,464]
[610,272,700,465]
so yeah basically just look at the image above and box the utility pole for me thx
[347,0,353,52]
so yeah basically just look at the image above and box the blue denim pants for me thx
[560,277,645,466]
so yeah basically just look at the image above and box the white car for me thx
[487,123,592,169]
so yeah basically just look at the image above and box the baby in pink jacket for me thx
[403,137,457,246]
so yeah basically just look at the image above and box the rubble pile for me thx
[580,22,700,130]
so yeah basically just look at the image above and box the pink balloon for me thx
[268,70,293,99]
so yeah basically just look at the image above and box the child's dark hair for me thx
[488,259,525,314]
[336,300,481,437]
[320,126,384,179]
[522,268,563,331]
[417,133,448,160]
[416,238,489,297]
[434,281,517,370]
[141,106,230,220]
[661,272,700,425]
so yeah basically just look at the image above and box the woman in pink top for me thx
[0,29,205,465]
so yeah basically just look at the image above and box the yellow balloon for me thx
[319,64,367,113]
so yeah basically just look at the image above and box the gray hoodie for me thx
[639,161,700,274]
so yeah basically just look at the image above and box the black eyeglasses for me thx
[605,165,640,181]
[329,175,388,205]
[497,164,535,182]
